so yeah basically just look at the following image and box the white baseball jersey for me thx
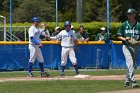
[56,30,76,47]
[28,25,41,44]
[28,25,44,63]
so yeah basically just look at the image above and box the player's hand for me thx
[39,44,43,48]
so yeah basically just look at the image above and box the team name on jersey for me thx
[125,30,139,34]
[62,35,72,38]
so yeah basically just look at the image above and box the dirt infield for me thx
[1,74,140,82]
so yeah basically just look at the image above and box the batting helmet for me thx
[32,16,41,22]
[64,21,71,26]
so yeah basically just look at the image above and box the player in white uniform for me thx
[27,17,50,77]
[51,21,79,76]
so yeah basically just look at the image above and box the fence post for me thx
[24,27,27,42]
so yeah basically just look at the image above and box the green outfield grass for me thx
[0,69,139,93]
[0,80,137,93]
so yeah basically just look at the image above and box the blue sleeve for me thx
[30,37,40,45]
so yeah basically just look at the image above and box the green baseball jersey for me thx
[117,21,140,45]
[95,33,108,41]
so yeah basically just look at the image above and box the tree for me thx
[13,0,55,22]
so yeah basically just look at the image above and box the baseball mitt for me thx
[127,37,140,45]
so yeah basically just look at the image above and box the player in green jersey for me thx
[117,8,140,88]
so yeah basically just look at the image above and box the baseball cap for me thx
[64,21,71,26]
[100,27,106,31]
[127,9,137,14]
[55,27,60,30]
[32,16,41,22]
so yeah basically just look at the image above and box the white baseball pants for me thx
[61,47,77,66]
[29,44,44,63]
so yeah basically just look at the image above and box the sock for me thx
[28,62,33,73]
[61,66,65,74]
[73,65,79,74]
[39,63,44,73]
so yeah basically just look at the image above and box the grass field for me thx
[0,69,139,93]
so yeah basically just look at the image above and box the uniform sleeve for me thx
[28,27,34,38]
[117,23,125,37]
[56,31,62,39]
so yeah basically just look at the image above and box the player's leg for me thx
[133,46,138,69]
[122,45,137,87]
[131,46,138,88]
[61,47,69,76]
[28,45,36,77]
[69,47,79,75]
[37,47,50,77]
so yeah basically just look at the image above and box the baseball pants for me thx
[122,45,138,82]
[29,44,44,63]
[61,47,77,66]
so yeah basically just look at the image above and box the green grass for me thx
[0,69,139,93]
[0,80,135,93]
[0,69,139,78]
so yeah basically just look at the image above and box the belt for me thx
[62,46,73,48]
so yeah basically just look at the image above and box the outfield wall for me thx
[0,41,138,70]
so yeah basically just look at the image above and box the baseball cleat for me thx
[41,72,50,77]
[131,81,138,88]
[76,71,80,75]
[61,73,65,77]
[27,73,34,77]
[124,81,130,87]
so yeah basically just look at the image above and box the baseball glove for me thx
[127,37,140,46]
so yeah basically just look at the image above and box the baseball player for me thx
[27,16,50,77]
[117,9,140,88]
[50,21,79,77]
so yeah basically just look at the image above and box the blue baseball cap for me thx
[64,21,71,26]
[32,17,41,22]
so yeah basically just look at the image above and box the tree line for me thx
[0,0,140,23]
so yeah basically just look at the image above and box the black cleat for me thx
[124,81,130,87]
[61,73,65,77]
[41,72,50,77]
[76,71,80,75]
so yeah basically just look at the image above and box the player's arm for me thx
[50,31,62,40]
[117,23,130,45]
[30,37,40,45]
[117,23,128,41]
